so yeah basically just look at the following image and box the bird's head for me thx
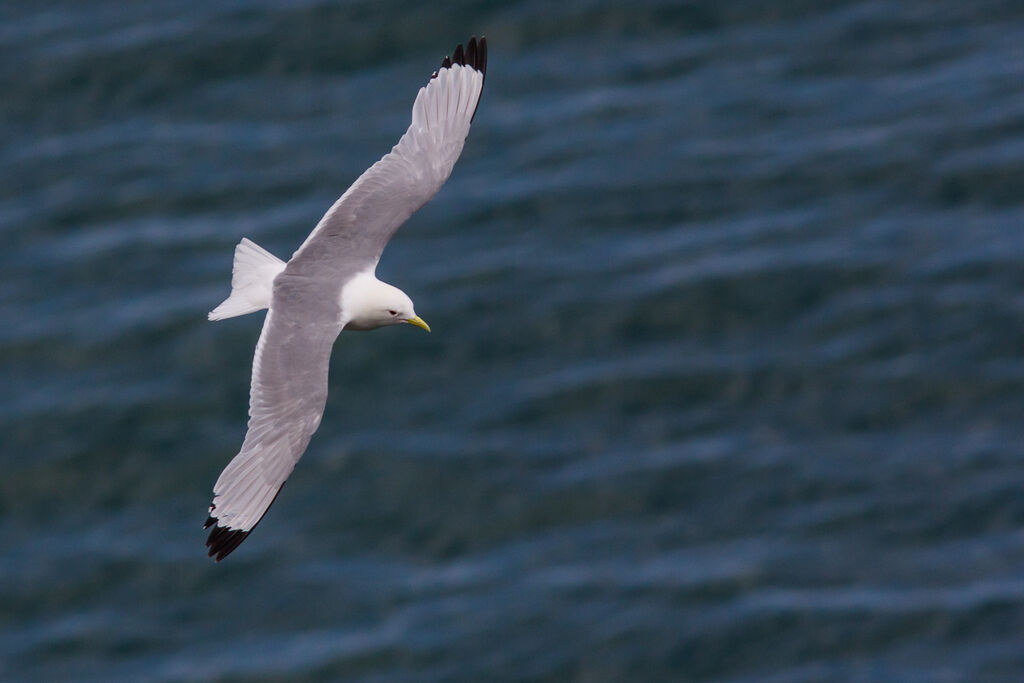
[377,285,430,331]
[343,275,430,332]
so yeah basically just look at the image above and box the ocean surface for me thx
[3,1,1024,680]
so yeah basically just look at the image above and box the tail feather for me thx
[209,238,286,321]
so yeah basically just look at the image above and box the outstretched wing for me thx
[205,296,346,561]
[285,36,487,282]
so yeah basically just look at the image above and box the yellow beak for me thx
[405,315,431,332]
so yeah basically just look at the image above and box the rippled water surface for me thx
[3,1,1024,680]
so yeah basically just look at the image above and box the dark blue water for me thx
[3,1,1024,680]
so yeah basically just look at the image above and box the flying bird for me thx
[203,37,487,561]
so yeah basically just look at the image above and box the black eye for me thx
[388,310,398,316]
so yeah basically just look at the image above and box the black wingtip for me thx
[470,36,487,121]
[466,35,487,77]
[432,35,488,80]
[429,36,488,122]
[479,36,488,79]
[203,484,285,562]
[206,522,251,562]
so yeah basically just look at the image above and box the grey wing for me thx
[285,36,487,281]
[205,301,345,561]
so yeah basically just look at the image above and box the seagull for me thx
[203,36,487,561]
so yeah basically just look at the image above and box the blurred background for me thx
[3,0,1024,680]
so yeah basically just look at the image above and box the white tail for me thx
[208,239,286,321]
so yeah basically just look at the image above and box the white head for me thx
[341,271,431,332]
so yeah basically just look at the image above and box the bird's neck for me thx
[339,269,396,330]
